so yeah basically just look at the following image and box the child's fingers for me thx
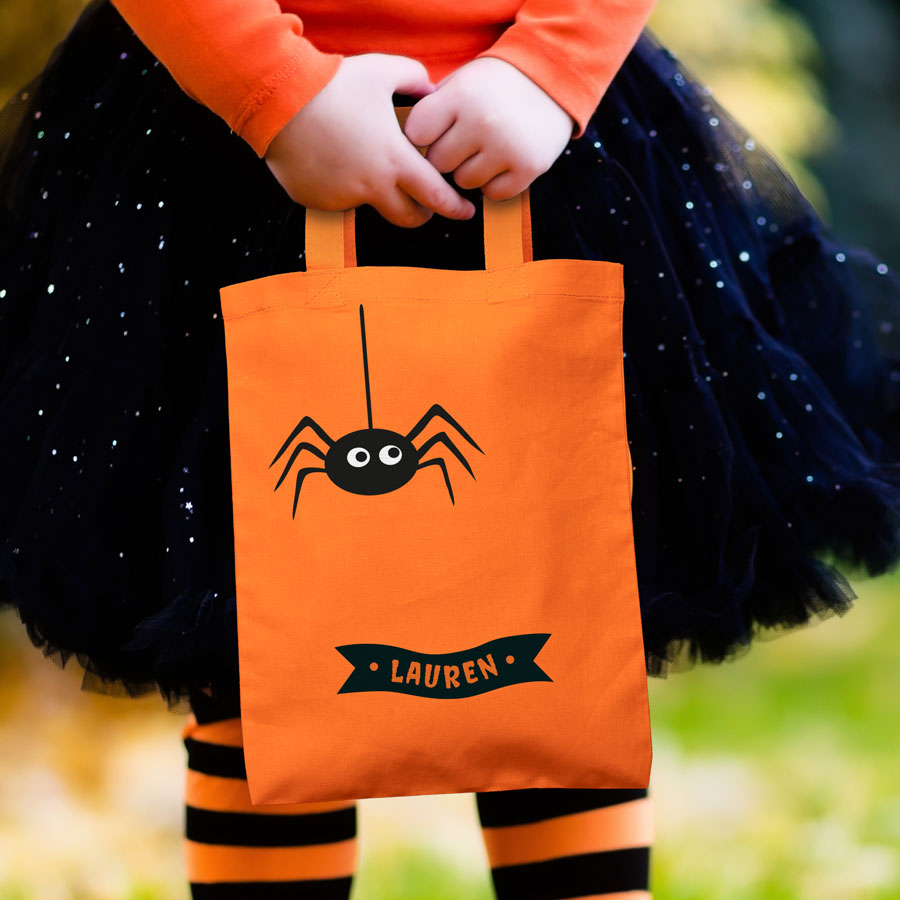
[480,169,525,202]
[397,147,476,221]
[403,93,457,149]
[371,185,434,229]
[423,124,480,175]
[382,54,436,100]
[452,151,504,191]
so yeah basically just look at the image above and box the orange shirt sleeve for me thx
[109,0,343,158]
[109,0,654,157]
[474,0,658,139]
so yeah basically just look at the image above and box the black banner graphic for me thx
[335,633,552,699]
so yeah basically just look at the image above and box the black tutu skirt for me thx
[3,0,900,712]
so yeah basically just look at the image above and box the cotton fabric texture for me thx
[1,0,899,712]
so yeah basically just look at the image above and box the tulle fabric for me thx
[1,0,899,711]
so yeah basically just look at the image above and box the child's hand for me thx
[403,57,576,201]
[264,54,477,228]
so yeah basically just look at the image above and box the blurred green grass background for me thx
[1,0,899,897]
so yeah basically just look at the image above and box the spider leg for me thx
[416,432,476,480]
[417,458,455,505]
[270,416,334,467]
[273,442,326,491]
[405,404,484,454]
[291,467,327,519]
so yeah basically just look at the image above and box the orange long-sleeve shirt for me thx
[109,0,657,158]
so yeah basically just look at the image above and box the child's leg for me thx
[476,787,654,899]
[181,710,358,898]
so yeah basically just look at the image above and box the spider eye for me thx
[347,447,370,468]
[379,445,402,466]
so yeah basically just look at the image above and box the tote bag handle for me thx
[305,107,533,272]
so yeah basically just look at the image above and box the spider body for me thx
[269,305,484,518]
[326,427,417,496]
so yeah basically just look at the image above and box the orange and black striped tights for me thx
[183,692,654,899]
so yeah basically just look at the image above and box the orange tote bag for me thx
[219,141,651,805]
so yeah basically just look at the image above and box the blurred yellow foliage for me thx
[0,0,90,101]
[648,0,836,215]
